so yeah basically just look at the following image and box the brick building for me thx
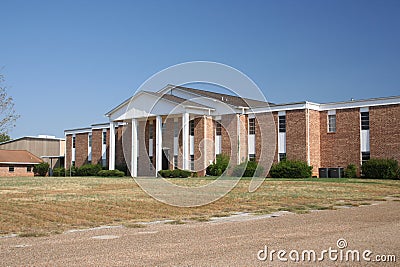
[65,85,400,177]
[0,150,43,177]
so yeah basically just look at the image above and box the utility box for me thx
[319,167,344,178]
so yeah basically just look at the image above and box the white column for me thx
[131,118,138,177]
[109,122,116,170]
[155,116,163,174]
[182,112,190,170]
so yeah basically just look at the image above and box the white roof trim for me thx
[0,162,41,165]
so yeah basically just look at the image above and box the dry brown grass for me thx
[0,176,399,236]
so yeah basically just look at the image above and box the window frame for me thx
[328,114,336,133]
[278,115,286,133]
[248,118,255,135]
[360,111,369,130]
[9,166,15,172]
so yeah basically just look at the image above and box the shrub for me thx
[158,169,192,178]
[115,163,129,176]
[206,154,229,176]
[52,167,65,177]
[65,166,78,176]
[33,162,50,176]
[361,158,399,179]
[344,164,357,178]
[232,161,264,177]
[98,169,125,177]
[269,160,312,178]
[76,164,102,176]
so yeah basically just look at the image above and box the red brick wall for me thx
[255,112,277,176]
[115,125,125,167]
[91,129,103,165]
[0,165,35,177]
[65,135,72,169]
[320,108,361,172]
[75,133,88,167]
[370,104,400,162]
[308,109,321,176]
[221,114,237,165]
[286,110,307,162]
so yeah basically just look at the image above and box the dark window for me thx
[72,136,76,148]
[279,153,287,162]
[149,123,154,139]
[173,155,178,169]
[216,121,222,136]
[190,120,195,136]
[328,114,336,133]
[249,154,256,161]
[190,155,195,170]
[27,166,32,172]
[249,118,255,135]
[362,152,370,165]
[278,115,286,133]
[361,112,369,130]
[162,122,166,134]
[88,160,92,165]
[101,159,106,167]
[9,166,14,172]
[102,131,107,145]
[88,134,92,147]
[149,156,153,170]
[72,161,75,167]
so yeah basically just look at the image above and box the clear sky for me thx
[1,0,399,138]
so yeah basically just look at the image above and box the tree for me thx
[0,133,11,143]
[0,74,19,135]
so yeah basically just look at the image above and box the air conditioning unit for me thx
[319,167,344,178]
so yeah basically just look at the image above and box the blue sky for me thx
[1,0,399,138]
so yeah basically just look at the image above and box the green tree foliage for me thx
[0,74,19,135]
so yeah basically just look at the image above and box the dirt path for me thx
[1,200,399,266]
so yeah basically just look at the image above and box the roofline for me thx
[0,136,65,146]
[0,162,42,165]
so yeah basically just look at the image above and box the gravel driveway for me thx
[1,200,399,266]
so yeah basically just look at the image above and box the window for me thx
[279,153,286,162]
[174,155,178,169]
[249,118,255,135]
[362,152,370,165]
[361,112,369,130]
[72,161,75,167]
[9,166,14,172]
[249,154,256,161]
[278,115,286,133]
[190,155,195,171]
[88,134,92,147]
[162,122,166,134]
[72,136,76,148]
[102,131,107,145]
[174,121,179,137]
[190,120,195,136]
[27,166,32,172]
[216,121,222,136]
[149,123,154,139]
[149,156,153,170]
[328,114,336,133]
[88,160,92,164]
[101,159,106,167]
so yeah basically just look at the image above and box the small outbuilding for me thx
[0,150,43,177]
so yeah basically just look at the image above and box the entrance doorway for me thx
[162,148,170,170]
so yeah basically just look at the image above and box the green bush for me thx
[344,164,357,178]
[115,163,129,176]
[76,164,102,176]
[269,160,312,178]
[158,169,192,178]
[232,161,264,177]
[206,154,229,176]
[66,166,78,176]
[98,169,125,177]
[33,162,50,176]
[361,158,399,179]
[53,167,65,177]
